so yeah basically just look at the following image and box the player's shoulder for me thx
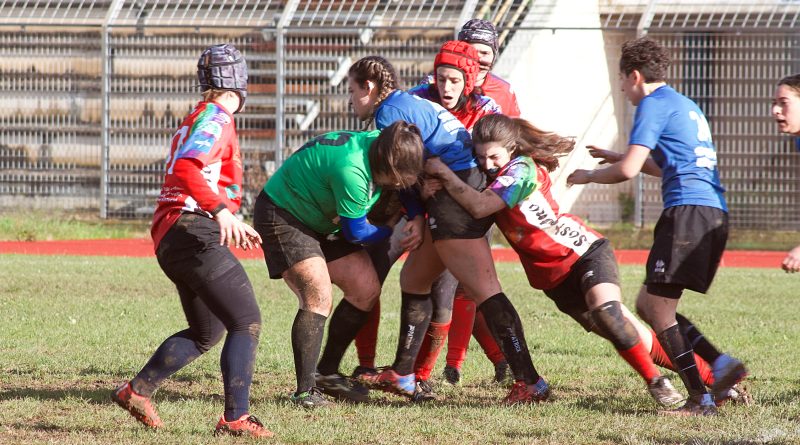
[487,72,512,87]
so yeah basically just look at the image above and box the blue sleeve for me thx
[398,187,424,219]
[629,98,668,150]
[340,215,392,245]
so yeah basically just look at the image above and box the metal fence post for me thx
[274,0,299,170]
[633,0,659,228]
[101,0,123,218]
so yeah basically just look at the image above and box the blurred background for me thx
[0,0,798,232]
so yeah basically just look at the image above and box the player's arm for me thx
[585,145,662,177]
[333,167,393,246]
[424,158,504,219]
[339,216,392,245]
[567,144,653,185]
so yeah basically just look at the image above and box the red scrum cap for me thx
[434,40,481,97]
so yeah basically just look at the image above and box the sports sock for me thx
[291,309,327,394]
[656,324,707,397]
[446,291,475,369]
[473,310,506,364]
[649,329,714,386]
[413,321,451,380]
[317,299,371,376]
[478,293,540,385]
[675,312,722,365]
[618,342,660,382]
[392,292,433,375]
[221,330,259,420]
[354,300,381,369]
[132,330,204,397]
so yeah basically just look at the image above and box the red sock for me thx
[649,329,714,386]
[413,321,451,381]
[618,341,660,382]
[446,292,475,369]
[694,354,714,386]
[354,300,380,368]
[473,311,505,365]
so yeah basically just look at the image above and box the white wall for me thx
[493,0,624,213]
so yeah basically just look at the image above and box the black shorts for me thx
[156,212,242,282]
[645,205,728,296]
[426,166,493,240]
[543,239,620,332]
[253,191,362,279]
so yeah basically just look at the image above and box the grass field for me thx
[2,211,798,252]
[1,254,799,445]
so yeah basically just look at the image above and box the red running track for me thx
[0,238,785,268]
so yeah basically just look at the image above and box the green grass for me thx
[0,210,796,252]
[1,256,799,444]
[0,211,150,242]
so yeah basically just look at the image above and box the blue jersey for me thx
[375,90,476,172]
[630,85,727,212]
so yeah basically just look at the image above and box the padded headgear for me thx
[433,40,481,98]
[457,19,499,62]
[197,43,248,113]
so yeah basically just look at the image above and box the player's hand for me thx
[566,169,593,186]
[400,215,425,252]
[587,145,623,164]
[781,244,800,273]
[216,208,255,250]
[420,177,443,200]
[424,157,449,177]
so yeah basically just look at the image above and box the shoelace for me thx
[244,415,265,428]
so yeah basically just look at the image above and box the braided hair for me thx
[349,56,400,126]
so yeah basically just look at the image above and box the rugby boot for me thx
[647,376,684,407]
[214,414,274,438]
[359,367,416,398]
[711,354,748,405]
[503,378,551,405]
[290,387,334,409]
[315,372,370,403]
[660,393,717,416]
[111,381,163,429]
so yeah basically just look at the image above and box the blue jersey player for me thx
[567,37,747,416]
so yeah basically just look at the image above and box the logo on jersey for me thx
[496,175,515,187]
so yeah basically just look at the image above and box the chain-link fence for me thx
[1,0,800,231]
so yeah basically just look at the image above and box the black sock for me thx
[676,312,722,365]
[132,330,204,397]
[291,309,327,394]
[392,292,432,375]
[221,329,259,420]
[317,299,371,376]
[478,293,540,385]
[657,324,707,397]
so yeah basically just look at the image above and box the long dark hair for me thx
[472,114,575,172]
[370,121,424,189]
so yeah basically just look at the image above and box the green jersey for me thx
[265,130,382,235]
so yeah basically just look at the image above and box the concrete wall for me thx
[493,0,632,223]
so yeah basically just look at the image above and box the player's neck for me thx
[642,82,667,97]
